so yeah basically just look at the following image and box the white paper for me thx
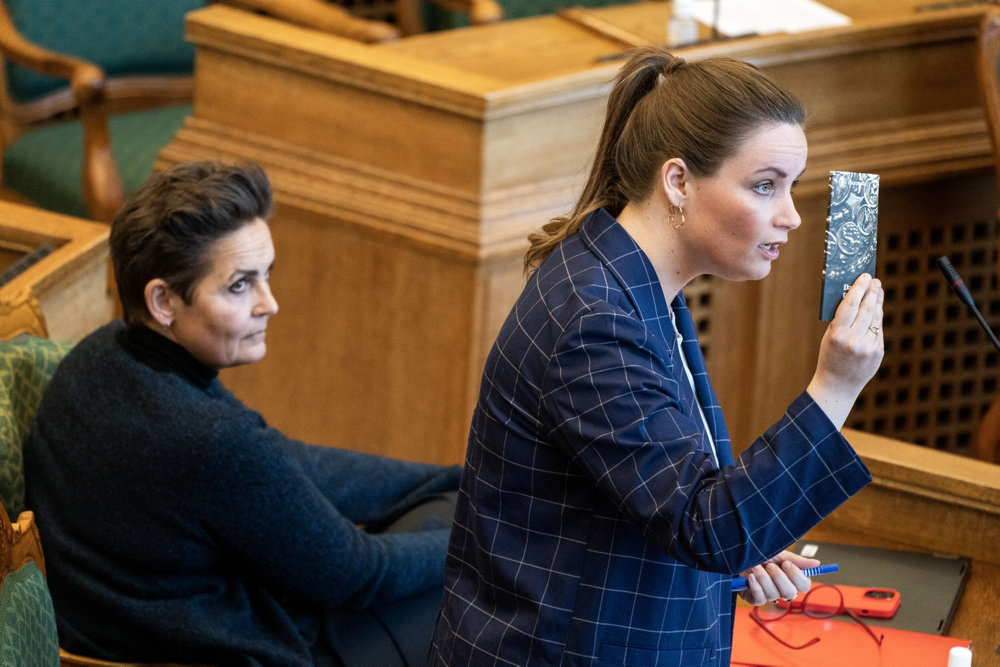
[691,0,851,37]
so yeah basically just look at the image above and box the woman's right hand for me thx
[806,273,885,429]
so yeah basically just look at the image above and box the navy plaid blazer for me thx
[429,208,871,666]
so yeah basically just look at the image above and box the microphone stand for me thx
[937,256,1000,352]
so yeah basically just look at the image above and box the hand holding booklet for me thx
[819,171,879,321]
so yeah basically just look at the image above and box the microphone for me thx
[936,256,1000,351]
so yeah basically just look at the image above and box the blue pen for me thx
[730,563,839,593]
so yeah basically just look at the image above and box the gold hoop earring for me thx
[671,205,685,229]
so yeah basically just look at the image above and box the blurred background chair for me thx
[493,0,624,22]
[229,0,503,42]
[0,0,204,223]
[0,0,505,225]
[974,8,1000,464]
[413,0,623,34]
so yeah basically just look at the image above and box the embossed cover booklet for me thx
[820,171,879,321]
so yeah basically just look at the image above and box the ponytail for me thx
[524,48,682,275]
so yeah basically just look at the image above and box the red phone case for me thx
[790,583,900,618]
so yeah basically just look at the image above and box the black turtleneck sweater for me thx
[25,320,460,665]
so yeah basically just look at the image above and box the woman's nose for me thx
[778,196,802,230]
[256,282,279,316]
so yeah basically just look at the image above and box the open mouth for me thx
[758,243,781,260]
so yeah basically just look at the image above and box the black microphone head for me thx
[936,256,962,287]
[936,255,1000,349]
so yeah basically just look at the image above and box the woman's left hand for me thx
[737,550,820,606]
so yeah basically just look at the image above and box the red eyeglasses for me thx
[749,584,886,650]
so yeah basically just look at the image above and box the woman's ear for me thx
[660,158,689,208]
[144,279,177,329]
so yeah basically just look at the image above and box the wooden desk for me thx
[809,428,1000,663]
[159,2,997,463]
[0,201,114,342]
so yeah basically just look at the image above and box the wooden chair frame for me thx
[0,1,194,222]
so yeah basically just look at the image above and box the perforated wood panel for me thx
[849,214,1000,455]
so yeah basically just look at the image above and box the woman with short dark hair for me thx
[26,161,459,665]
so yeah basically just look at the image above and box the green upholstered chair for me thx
[0,334,71,522]
[0,0,201,222]
[0,505,60,667]
[0,502,183,667]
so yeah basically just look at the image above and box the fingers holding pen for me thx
[737,554,817,606]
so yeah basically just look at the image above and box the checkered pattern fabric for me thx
[429,208,872,666]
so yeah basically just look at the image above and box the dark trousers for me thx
[315,492,456,667]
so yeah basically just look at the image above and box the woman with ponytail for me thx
[430,47,884,666]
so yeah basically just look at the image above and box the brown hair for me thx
[110,161,274,325]
[524,47,805,274]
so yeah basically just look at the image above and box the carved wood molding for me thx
[187,5,498,119]
[157,116,574,259]
[0,288,46,340]
[187,4,987,121]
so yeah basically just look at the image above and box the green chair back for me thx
[0,336,72,520]
[3,0,202,103]
[0,1,202,220]
[0,559,60,666]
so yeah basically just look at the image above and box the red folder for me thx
[732,607,971,666]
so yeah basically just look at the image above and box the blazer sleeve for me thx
[540,305,871,575]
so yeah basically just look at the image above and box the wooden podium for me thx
[159,2,996,464]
